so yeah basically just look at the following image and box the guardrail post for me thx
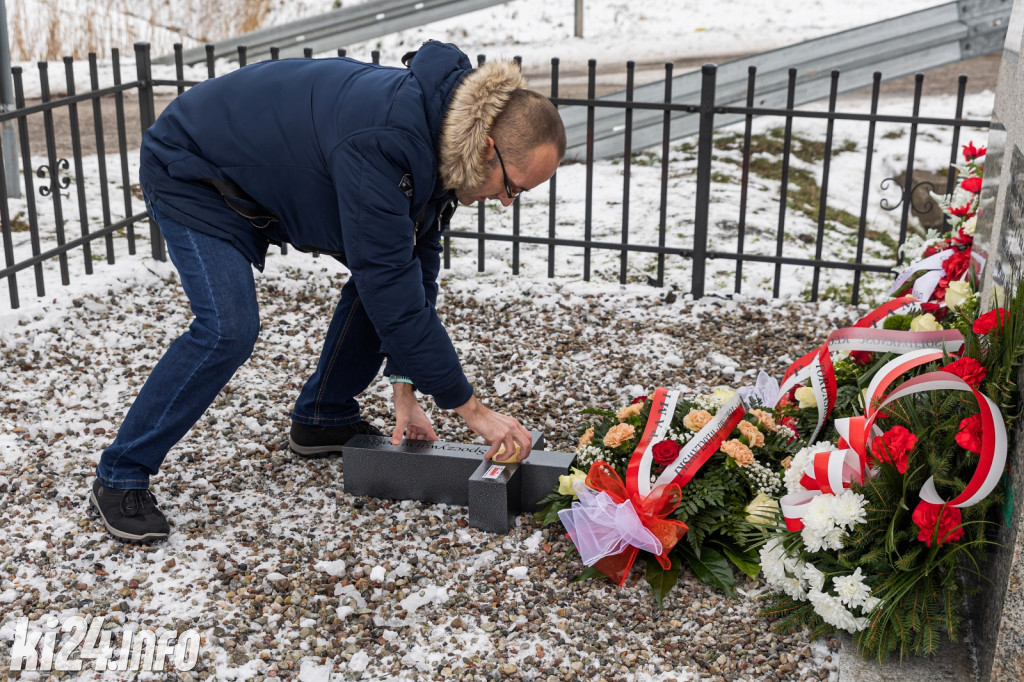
[691,64,716,299]
[134,42,164,261]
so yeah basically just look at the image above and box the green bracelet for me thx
[389,375,414,385]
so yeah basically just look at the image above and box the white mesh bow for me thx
[557,482,663,566]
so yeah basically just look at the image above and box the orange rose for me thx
[603,423,636,449]
[578,427,595,448]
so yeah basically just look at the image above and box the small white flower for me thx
[778,576,807,601]
[802,563,826,593]
[808,589,867,633]
[832,568,872,609]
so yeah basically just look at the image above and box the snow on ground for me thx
[0,1,997,679]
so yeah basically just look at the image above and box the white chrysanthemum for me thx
[808,589,868,633]
[832,568,872,609]
[759,539,788,585]
[799,495,836,537]
[803,563,826,593]
[831,490,867,530]
[897,228,944,263]
[778,576,808,601]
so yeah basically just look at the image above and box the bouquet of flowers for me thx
[756,285,1023,662]
[889,142,985,307]
[535,386,802,604]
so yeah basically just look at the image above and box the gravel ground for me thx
[0,255,860,681]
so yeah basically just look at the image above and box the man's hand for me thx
[391,383,439,445]
[453,395,532,462]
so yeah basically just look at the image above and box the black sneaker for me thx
[90,480,170,543]
[289,420,385,457]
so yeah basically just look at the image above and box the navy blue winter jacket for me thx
[139,41,474,408]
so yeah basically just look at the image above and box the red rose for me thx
[942,249,971,281]
[973,307,1007,335]
[962,142,986,161]
[652,439,682,466]
[849,350,874,366]
[912,500,964,546]
[943,357,987,388]
[922,245,939,258]
[630,395,648,405]
[869,425,917,474]
[955,413,984,455]
[960,176,982,193]
[920,302,941,314]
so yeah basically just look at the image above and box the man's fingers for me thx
[390,425,404,445]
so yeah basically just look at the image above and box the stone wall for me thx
[967,1,1024,678]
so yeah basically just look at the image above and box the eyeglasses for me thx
[493,144,524,199]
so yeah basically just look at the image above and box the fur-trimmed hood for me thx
[438,60,527,191]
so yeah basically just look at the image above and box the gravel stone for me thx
[0,262,857,680]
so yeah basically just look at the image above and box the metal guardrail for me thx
[152,0,510,66]
[561,0,1011,161]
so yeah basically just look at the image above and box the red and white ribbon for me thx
[779,448,863,531]
[626,390,745,498]
[887,248,956,300]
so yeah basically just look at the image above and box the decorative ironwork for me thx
[879,177,904,210]
[37,158,71,197]
[879,177,941,213]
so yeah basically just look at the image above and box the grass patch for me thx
[6,211,30,232]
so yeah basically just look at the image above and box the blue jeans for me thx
[97,203,383,489]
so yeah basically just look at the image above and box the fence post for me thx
[691,64,717,299]
[574,0,583,38]
[134,42,165,261]
[0,0,20,199]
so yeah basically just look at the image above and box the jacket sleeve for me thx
[383,224,442,381]
[332,135,473,409]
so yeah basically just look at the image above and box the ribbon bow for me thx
[558,460,688,586]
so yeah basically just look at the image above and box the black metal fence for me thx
[0,43,990,310]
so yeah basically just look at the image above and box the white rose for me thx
[794,386,817,410]
[744,491,779,526]
[962,214,977,236]
[711,387,737,404]
[944,280,973,309]
[910,313,942,332]
[557,468,588,498]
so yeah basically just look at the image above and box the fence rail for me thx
[0,43,991,311]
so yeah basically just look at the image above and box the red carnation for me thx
[942,249,971,281]
[630,395,648,405]
[973,307,1007,335]
[652,439,682,466]
[962,142,986,161]
[960,176,982,193]
[912,500,964,547]
[943,357,987,387]
[869,425,917,474]
[952,228,973,247]
[949,204,975,219]
[849,350,874,366]
[955,413,984,455]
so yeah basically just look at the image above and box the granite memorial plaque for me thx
[963,2,1024,678]
[341,431,575,533]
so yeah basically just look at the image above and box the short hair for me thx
[490,90,566,168]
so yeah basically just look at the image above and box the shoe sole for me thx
[288,437,344,458]
[89,491,170,544]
